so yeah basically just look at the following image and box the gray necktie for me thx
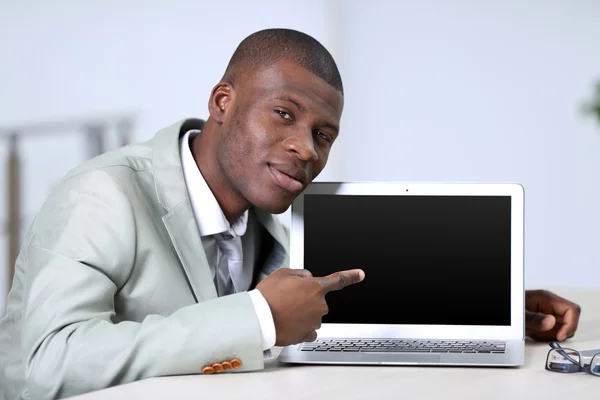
[215,233,244,296]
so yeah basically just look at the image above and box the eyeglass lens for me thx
[547,349,580,373]
[591,354,600,376]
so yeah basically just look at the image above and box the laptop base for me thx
[278,339,524,367]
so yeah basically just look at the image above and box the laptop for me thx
[278,182,525,367]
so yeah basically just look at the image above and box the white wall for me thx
[2,0,600,314]
[338,0,600,289]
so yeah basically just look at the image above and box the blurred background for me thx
[2,0,600,314]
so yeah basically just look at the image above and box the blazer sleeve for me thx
[19,169,265,400]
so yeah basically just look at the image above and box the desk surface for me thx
[71,289,600,400]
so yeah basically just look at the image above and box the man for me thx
[0,28,581,400]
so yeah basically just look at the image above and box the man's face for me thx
[216,59,344,213]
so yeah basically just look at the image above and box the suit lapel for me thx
[253,208,290,275]
[253,208,289,252]
[151,118,217,302]
[162,203,217,301]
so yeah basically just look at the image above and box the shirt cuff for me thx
[248,289,276,350]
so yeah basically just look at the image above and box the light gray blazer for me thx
[0,118,289,400]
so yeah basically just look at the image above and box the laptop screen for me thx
[303,194,512,326]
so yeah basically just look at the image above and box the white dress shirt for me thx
[180,129,276,350]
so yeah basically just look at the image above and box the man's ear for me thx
[208,82,234,125]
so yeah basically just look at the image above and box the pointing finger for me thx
[319,269,365,293]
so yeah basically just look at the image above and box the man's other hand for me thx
[525,290,581,342]
[256,268,365,346]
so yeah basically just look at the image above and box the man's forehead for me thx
[247,68,342,113]
[249,60,338,90]
[274,85,341,110]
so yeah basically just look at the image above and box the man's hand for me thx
[256,268,365,346]
[525,290,581,342]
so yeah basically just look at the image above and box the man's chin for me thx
[249,192,294,214]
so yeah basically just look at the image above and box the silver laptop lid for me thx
[290,182,524,341]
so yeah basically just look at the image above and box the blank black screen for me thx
[303,195,511,326]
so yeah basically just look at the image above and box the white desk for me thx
[70,289,600,399]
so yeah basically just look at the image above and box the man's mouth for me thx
[268,163,306,194]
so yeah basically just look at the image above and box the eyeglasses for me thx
[545,341,600,376]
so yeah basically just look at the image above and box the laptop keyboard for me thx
[299,339,506,354]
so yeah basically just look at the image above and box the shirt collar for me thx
[180,129,248,237]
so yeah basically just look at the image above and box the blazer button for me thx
[211,363,223,373]
[221,361,233,371]
[231,358,242,368]
[202,366,215,375]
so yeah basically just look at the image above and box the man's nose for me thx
[282,132,319,162]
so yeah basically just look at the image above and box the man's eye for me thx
[276,110,292,120]
[317,132,332,142]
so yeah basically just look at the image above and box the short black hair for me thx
[223,28,343,94]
